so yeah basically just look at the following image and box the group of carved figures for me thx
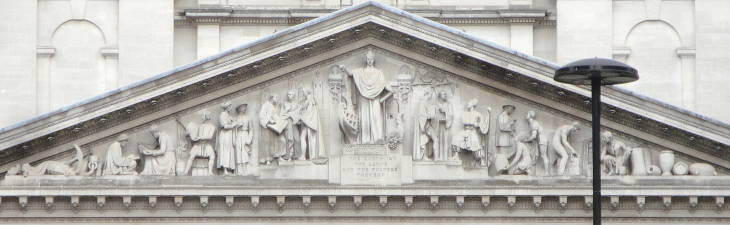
[599,131,717,176]
[134,102,257,176]
[5,49,719,178]
[412,94,581,176]
[259,87,325,164]
[7,102,258,177]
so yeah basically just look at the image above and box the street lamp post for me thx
[554,58,639,225]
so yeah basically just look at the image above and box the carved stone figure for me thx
[102,134,139,176]
[434,91,453,161]
[600,131,649,176]
[451,99,489,165]
[551,122,580,176]
[177,111,216,176]
[218,102,237,174]
[495,105,516,174]
[20,144,89,176]
[523,111,549,175]
[413,90,437,161]
[259,94,288,162]
[506,135,534,175]
[234,104,253,175]
[298,87,324,160]
[338,49,393,144]
[139,125,177,175]
[282,89,301,160]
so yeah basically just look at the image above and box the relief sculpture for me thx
[523,111,549,176]
[551,122,580,176]
[14,144,92,176]
[259,94,287,163]
[234,104,253,175]
[176,111,216,176]
[102,134,139,176]
[495,105,516,174]
[338,48,393,144]
[451,99,489,167]
[600,131,636,176]
[6,47,726,185]
[505,135,533,175]
[139,125,177,175]
[217,102,237,174]
[298,87,325,162]
[413,90,437,161]
[282,90,301,160]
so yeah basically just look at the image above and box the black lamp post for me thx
[554,58,639,225]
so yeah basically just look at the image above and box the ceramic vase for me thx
[659,150,675,176]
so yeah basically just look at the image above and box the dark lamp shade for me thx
[554,58,639,85]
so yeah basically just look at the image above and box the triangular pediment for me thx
[0,1,729,217]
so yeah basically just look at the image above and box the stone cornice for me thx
[0,183,728,216]
[176,8,551,26]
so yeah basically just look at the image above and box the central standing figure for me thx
[338,48,392,144]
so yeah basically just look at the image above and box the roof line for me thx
[2,0,727,135]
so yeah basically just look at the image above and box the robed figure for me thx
[259,94,288,162]
[281,90,301,160]
[176,111,216,176]
[413,91,438,161]
[102,134,138,176]
[217,102,237,175]
[299,87,325,160]
[338,49,392,144]
[451,99,489,164]
[234,104,253,175]
[495,105,516,174]
[139,125,177,175]
[413,91,453,161]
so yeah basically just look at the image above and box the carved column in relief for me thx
[139,125,177,176]
[327,66,358,144]
[102,134,139,176]
[495,105,516,174]
[234,104,253,175]
[176,111,216,176]
[551,122,580,176]
[434,91,454,161]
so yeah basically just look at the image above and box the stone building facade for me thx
[0,1,729,225]
[1,0,729,129]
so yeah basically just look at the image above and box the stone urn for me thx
[658,150,675,176]
[689,163,717,176]
[672,162,689,175]
[647,165,662,176]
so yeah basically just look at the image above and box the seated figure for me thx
[102,134,139,176]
